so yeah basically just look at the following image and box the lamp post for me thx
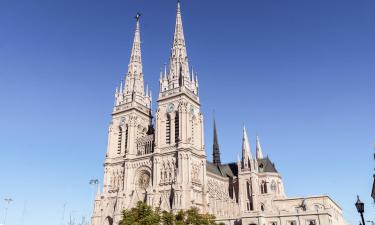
[3,198,13,225]
[355,195,365,225]
[89,179,99,225]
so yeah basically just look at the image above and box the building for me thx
[91,2,347,225]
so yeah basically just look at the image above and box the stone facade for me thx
[91,3,347,225]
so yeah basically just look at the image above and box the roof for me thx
[206,157,278,178]
[257,157,278,173]
[206,162,238,178]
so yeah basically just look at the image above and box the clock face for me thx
[167,103,175,113]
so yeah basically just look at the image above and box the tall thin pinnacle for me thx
[213,119,221,165]
[256,135,264,159]
[242,126,252,168]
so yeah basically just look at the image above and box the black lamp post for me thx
[355,195,365,225]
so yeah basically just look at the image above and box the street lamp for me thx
[89,179,99,225]
[3,198,13,225]
[355,195,365,225]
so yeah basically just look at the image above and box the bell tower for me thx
[154,1,207,212]
[99,13,153,216]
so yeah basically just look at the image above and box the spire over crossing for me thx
[213,119,221,165]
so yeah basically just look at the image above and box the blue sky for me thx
[0,0,374,224]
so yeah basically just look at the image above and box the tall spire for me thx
[256,135,264,159]
[159,1,199,96]
[168,1,190,88]
[116,13,151,109]
[242,126,252,169]
[124,13,145,97]
[213,119,221,165]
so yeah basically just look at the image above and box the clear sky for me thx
[0,0,374,224]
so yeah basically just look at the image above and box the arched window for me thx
[117,127,122,155]
[175,112,179,143]
[166,115,171,144]
[264,182,268,193]
[260,181,268,194]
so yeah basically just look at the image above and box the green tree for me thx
[119,201,161,225]
[119,201,220,225]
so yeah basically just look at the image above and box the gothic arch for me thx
[134,166,152,189]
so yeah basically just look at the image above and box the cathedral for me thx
[91,2,347,225]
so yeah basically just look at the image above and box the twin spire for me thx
[116,2,199,110]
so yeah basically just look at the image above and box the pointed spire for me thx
[166,0,191,88]
[129,13,142,70]
[256,135,264,159]
[242,126,252,169]
[145,84,149,97]
[213,119,221,165]
[174,0,185,49]
[124,12,145,96]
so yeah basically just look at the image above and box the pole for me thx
[3,198,13,225]
[21,201,27,225]
[360,213,366,225]
[61,203,67,225]
[89,179,99,225]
